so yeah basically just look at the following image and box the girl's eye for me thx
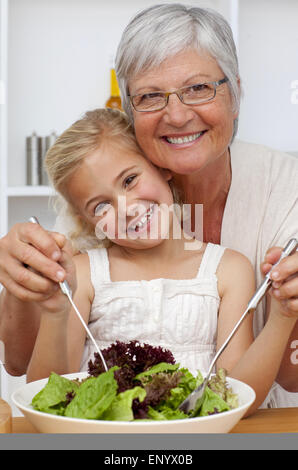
[124,175,136,188]
[94,202,111,217]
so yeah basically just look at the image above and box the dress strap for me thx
[87,248,111,285]
[197,243,226,278]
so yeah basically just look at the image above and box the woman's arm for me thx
[0,223,67,375]
[26,253,92,383]
[0,293,41,375]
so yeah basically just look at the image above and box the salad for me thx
[31,341,238,421]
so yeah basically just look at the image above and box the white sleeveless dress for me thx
[80,243,226,374]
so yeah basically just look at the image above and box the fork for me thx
[179,238,298,415]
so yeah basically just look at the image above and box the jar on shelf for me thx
[26,132,39,186]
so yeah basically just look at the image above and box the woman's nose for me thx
[162,93,196,127]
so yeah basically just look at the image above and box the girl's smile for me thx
[127,202,156,234]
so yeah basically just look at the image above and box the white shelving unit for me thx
[0,0,297,413]
[6,186,53,197]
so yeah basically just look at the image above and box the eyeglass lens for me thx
[132,83,216,111]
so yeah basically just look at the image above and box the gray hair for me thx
[115,3,241,139]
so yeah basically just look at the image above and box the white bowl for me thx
[12,372,255,434]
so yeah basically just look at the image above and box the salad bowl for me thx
[12,372,255,434]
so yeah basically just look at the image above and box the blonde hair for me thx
[45,108,181,252]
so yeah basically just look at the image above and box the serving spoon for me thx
[28,216,108,372]
[179,238,298,415]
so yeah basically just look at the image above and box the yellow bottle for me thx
[105,68,122,110]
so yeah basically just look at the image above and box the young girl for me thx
[26,108,296,413]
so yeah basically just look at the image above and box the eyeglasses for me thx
[129,77,229,112]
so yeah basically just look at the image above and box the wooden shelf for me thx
[6,186,54,197]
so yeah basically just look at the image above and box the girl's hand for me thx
[261,246,298,318]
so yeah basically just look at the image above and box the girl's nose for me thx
[162,93,196,128]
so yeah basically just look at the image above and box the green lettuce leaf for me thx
[64,366,118,419]
[144,367,197,420]
[102,386,146,421]
[195,386,230,417]
[147,406,188,421]
[135,362,180,381]
[162,367,198,410]
[207,369,238,410]
[31,372,79,416]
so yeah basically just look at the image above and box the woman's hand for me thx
[0,222,69,302]
[0,223,77,376]
[37,241,77,316]
[261,245,298,318]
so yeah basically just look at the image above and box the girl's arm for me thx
[229,299,296,413]
[262,247,298,392]
[217,249,296,415]
[26,253,93,383]
[216,249,255,373]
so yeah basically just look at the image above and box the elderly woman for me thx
[0,4,297,408]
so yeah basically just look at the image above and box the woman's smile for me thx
[163,130,207,147]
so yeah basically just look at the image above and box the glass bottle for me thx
[105,66,122,111]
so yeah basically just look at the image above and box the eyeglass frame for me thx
[128,76,229,112]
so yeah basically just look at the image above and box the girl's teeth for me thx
[166,132,203,144]
[133,205,154,231]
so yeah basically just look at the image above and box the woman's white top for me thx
[80,243,226,375]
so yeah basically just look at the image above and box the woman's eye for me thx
[142,92,162,101]
[94,202,111,217]
[191,83,207,91]
[124,175,136,187]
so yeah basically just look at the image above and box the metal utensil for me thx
[179,238,298,415]
[28,216,108,372]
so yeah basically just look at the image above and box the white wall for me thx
[237,0,298,152]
